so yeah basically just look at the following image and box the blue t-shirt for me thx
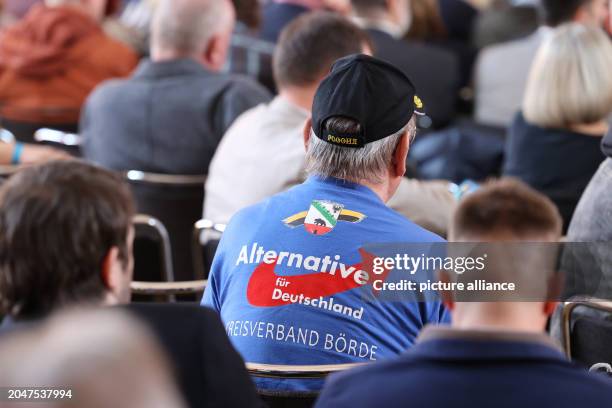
[202,177,448,391]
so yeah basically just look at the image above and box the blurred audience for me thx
[260,0,350,43]
[503,24,612,230]
[227,0,277,91]
[81,0,271,175]
[203,54,448,391]
[0,309,186,408]
[205,12,371,225]
[406,0,447,40]
[568,128,612,241]
[0,0,137,125]
[4,0,42,20]
[475,0,609,127]
[351,0,460,129]
[0,161,135,330]
[316,179,612,408]
[473,0,539,48]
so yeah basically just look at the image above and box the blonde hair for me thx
[523,23,612,129]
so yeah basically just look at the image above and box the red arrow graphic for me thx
[247,249,390,307]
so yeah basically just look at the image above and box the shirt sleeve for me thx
[201,239,228,312]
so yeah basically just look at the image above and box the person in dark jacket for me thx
[503,24,612,230]
[568,129,612,241]
[351,0,460,129]
[81,0,271,175]
[316,179,612,408]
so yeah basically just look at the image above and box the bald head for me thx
[151,0,235,69]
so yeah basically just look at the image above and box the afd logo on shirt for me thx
[282,200,366,235]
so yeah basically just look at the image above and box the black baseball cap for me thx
[312,54,430,149]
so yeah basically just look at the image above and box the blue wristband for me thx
[11,142,23,165]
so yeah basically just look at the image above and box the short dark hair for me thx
[0,161,135,320]
[452,179,562,240]
[273,11,371,88]
[541,0,594,26]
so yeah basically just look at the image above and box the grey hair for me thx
[305,117,415,184]
[151,0,231,55]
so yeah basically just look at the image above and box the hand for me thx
[19,145,71,165]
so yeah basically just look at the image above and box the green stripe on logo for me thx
[312,201,337,226]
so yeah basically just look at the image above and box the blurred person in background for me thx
[568,127,612,241]
[226,0,277,91]
[0,0,137,125]
[0,309,186,408]
[475,0,610,127]
[81,0,271,175]
[503,24,612,231]
[473,0,540,48]
[260,0,351,43]
[351,0,460,129]
[0,161,135,331]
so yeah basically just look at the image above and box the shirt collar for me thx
[410,325,566,363]
[133,58,212,80]
[270,96,310,121]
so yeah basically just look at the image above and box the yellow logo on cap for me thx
[327,134,358,146]
[414,95,424,110]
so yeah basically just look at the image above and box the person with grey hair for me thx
[81,0,271,175]
[202,54,448,392]
[503,23,612,230]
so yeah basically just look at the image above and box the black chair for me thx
[133,214,174,280]
[561,299,612,370]
[192,219,226,279]
[122,303,262,408]
[125,171,206,281]
[247,363,364,408]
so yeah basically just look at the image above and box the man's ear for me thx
[438,270,455,311]
[303,118,312,152]
[101,247,121,296]
[392,132,409,178]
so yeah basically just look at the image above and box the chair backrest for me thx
[193,219,226,279]
[130,280,207,299]
[562,299,612,368]
[133,214,174,283]
[124,171,206,282]
[246,363,364,408]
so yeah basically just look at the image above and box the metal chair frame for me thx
[561,298,612,358]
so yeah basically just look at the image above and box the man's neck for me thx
[151,51,217,72]
[352,13,404,39]
[570,120,609,137]
[451,309,546,334]
[359,179,395,203]
[279,85,317,112]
